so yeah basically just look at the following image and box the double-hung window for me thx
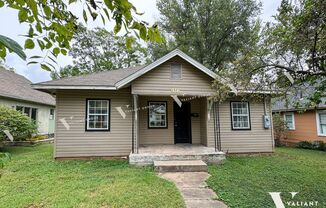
[86,99,110,131]
[231,102,251,130]
[284,112,295,130]
[148,101,167,128]
[316,111,326,136]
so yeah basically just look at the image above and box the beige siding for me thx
[132,56,215,96]
[0,97,54,135]
[138,96,202,145]
[207,98,274,153]
[55,89,132,158]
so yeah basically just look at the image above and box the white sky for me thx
[0,0,281,83]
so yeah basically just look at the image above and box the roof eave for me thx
[32,85,117,90]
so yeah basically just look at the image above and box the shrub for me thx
[296,140,326,151]
[0,106,38,141]
[272,114,288,146]
[312,141,325,151]
[296,141,313,149]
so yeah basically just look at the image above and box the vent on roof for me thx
[171,64,182,80]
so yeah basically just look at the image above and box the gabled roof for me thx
[0,67,55,106]
[272,83,326,112]
[115,49,218,88]
[32,49,224,91]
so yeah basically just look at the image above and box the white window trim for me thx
[316,110,326,136]
[170,64,182,80]
[284,112,295,130]
[86,99,110,131]
[148,101,167,128]
[230,101,251,130]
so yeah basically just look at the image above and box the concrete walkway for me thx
[159,172,227,208]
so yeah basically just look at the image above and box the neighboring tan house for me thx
[273,89,326,144]
[33,49,274,160]
[0,67,56,136]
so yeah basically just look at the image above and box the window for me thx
[316,111,326,136]
[148,101,167,128]
[16,106,37,121]
[86,99,110,131]
[170,64,182,80]
[50,109,55,120]
[231,102,251,130]
[284,112,295,130]
[24,107,31,117]
[31,108,37,121]
[16,106,23,112]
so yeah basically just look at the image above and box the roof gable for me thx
[116,49,217,89]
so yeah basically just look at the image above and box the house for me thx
[273,88,326,145]
[32,49,274,162]
[0,67,56,136]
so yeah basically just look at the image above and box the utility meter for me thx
[263,115,271,129]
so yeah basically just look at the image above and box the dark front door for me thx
[174,102,192,143]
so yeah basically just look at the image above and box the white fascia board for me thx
[32,85,117,90]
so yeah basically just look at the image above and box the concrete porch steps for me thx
[154,160,208,172]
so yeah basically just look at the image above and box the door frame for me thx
[173,101,192,144]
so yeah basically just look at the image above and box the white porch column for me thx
[132,94,139,153]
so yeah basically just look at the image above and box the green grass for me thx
[207,147,326,208]
[0,144,184,208]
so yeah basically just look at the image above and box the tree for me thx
[51,26,149,79]
[222,0,326,106]
[0,0,162,71]
[150,0,261,70]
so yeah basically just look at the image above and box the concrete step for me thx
[154,160,207,172]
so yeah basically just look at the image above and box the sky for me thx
[0,0,281,83]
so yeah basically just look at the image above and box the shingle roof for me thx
[0,67,55,106]
[35,65,144,87]
[272,83,326,112]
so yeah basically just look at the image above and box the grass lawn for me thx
[207,147,326,208]
[0,144,185,208]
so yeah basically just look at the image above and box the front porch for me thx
[129,144,225,165]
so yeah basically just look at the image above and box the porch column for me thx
[132,94,139,153]
[208,98,221,152]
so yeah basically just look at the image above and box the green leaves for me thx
[1,0,163,74]
[43,5,52,18]
[24,39,35,49]
[52,47,60,56]
[0,35,26,60]
[18,9,28,23]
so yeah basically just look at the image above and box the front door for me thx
[174,102,192,143]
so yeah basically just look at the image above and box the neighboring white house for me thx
[0,67,56,135]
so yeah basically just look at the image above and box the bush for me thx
[0,106,38,141]
[297,141,313,149]
[296,140,326,151]
[312,141,325,151]
[272,114,288,146]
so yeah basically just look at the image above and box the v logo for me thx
[269,192,298,208]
